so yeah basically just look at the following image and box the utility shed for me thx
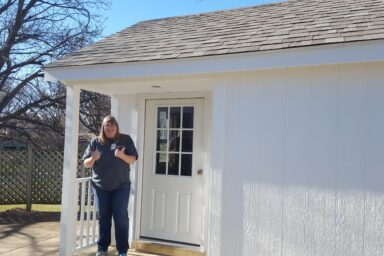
[45,0,384,255]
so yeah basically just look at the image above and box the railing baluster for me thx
[79,179,86,247]
[74,179,80,249]
[86,180,92,245]
[93,196,97,242]
[74,177,98,251]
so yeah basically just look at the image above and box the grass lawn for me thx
[0,204,61,212]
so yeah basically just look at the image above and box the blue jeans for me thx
[92,183,130,254]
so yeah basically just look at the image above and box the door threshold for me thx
[130,240,205,256]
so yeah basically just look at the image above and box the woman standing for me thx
[82,116,138,256]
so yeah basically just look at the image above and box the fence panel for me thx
[0,148,89,205]
[32,150,64,204]
[0,150,29,204]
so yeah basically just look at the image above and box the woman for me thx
[82,116,138,256]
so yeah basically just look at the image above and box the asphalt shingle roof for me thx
[47,0,384,68]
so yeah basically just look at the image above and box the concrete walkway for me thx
[0,220,122,255]
[0,221,62,255]
[0,212,122,256]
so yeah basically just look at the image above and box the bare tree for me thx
[0,0,111,148]
[80,90,110,134]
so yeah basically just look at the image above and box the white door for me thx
[140,98,204,245]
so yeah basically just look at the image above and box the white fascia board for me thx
[44,40,384,82]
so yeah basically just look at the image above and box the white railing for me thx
[74,177,98,251]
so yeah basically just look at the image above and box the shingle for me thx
[47,0,384,68]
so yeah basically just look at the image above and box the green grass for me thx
[0,204,26,212]
[0,204,61,212]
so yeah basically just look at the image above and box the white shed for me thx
[45,0,384,255]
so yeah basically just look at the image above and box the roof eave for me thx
[44,40,384,84]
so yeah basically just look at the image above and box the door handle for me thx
[197,169,203,175]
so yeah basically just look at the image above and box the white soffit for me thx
[44,40,384,83]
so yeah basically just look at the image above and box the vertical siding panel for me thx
[209,82,227,256]
[254,70,286,256]
[241,76,264,256]
[221,80,244,255]
[307,66,338,256]
[364,62,384,256]
[334,64,366,256]
[255,74,273,256]
[282,68,311,256]
[247,69,284,255]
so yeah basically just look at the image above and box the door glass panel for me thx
[157,107,168,128]
[156,130,168,151]
[180,154,192,176]
[182,107,194,128]
[182,131,193,152]
[169,130,180,152]
[168,154,179,175]
[155,105,194,177]
[155,153,166,174]
[170,107,181,128]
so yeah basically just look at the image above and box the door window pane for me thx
[157,107,168,128]
[168,154,179,175]
[182,131,193,152]
[169,131,180,152]
[156,130,168,151]
[155,105,195,176]
[180,154,192,176]
[182,107,194,128]
[170,107,181,128]
[155,153,166,174]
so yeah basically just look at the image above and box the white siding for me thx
[214,63,384,256]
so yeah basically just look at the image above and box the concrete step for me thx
[131,240,205,256]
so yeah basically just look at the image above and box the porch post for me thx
[111,94,139,245]
[60,85,80,256]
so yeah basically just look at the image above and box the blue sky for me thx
[102,0,280,36]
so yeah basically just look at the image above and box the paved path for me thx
[0,209,113,255]
[0,221,61,255]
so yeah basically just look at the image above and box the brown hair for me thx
[99,115,120,144]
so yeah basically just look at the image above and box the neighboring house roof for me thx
[0,139,27,149]
[46,0,384,68]
[79,132,96,142]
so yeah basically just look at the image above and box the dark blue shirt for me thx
[82,134,138,191]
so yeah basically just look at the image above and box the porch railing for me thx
[74,177,98,251]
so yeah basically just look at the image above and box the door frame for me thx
[133,91,212,252]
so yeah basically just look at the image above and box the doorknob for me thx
[197,169,203,175]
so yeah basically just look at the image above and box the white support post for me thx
[111,95,118,118]
[110,95,118,246]
[60,85,80,256]
[112,94,138,137]
[111,94,139,246]
[114,95,139,243]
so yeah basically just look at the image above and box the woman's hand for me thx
[91,149,101,161]
[114,147,125,159]
[115,146,137,164]
[84,149,101,168]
